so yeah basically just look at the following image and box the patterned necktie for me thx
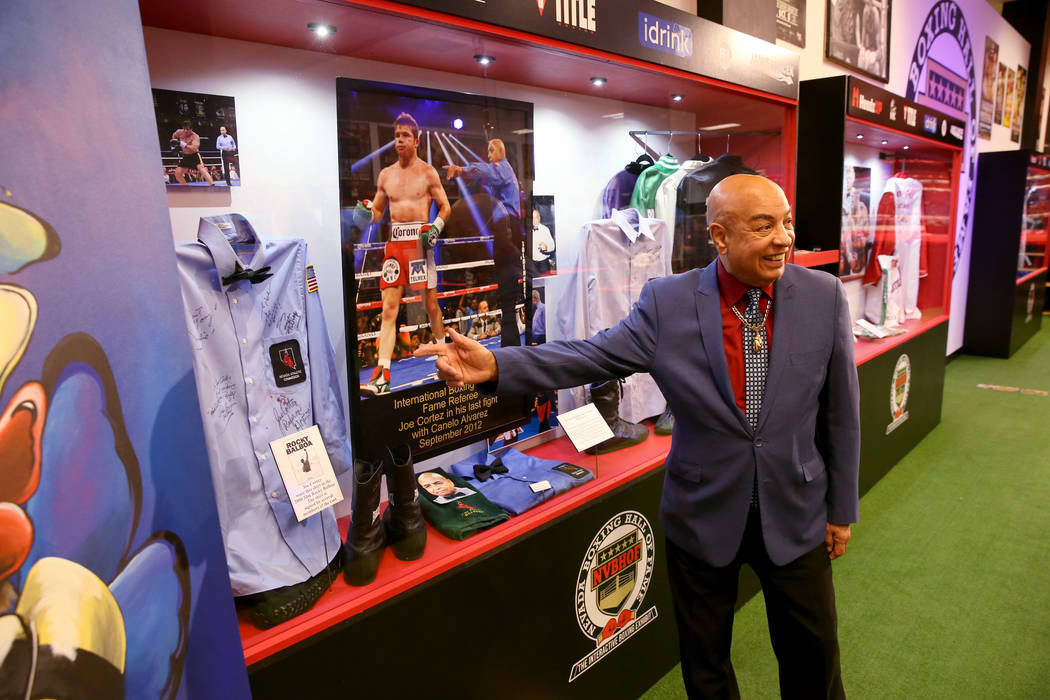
[743,288,768,510]
[743,288,768,428]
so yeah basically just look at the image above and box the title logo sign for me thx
[553,0,596,32]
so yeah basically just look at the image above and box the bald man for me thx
[417,175,859,699]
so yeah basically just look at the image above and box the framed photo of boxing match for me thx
[336,77,535,461]
[151,88,240,187]
[824,0,891,84]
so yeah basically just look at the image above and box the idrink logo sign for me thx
[638,11,693,59]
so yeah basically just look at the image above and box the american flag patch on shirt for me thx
[305,265,318,293]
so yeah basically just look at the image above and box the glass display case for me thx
[797,75,963,495]
[964,150,1048,357]
[797,76,963,365]
[138,0,799,694]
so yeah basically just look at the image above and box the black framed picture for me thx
[151,88,240,187]
[825,0,891,84]
[337,77,534,460]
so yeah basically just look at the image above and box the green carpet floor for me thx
[642,320,1050,699]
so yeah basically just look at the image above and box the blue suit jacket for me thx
[491,262,860,566]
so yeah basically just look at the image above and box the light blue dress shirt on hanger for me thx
[176,214,350,596]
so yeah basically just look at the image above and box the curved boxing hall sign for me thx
[905,0,977,277]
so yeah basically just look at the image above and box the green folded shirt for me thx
[416,468,509,540]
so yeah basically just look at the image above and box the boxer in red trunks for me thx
[360,112,451,396]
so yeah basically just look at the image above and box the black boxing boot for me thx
[654,406,675,436]
[382,444,427,561]
[343,457,386,586]
[585,379,649,455]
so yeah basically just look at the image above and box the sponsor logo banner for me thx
[638,11,692,59]
[393,0,798,99]
[848,77,965,146]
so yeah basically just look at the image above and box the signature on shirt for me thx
[272,393,309,435]
[191,305,214,345]
[209,374,237,425]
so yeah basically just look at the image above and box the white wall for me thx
[654,0,697,13]
[145,27,697,467]
[777,0,1030,353]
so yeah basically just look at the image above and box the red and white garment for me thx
[863,175,926,321]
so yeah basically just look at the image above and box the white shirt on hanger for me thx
[556,208,671,423]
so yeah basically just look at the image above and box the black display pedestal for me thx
[855,322,948,497]
[248,468,679,700]
[964,150,1047,357]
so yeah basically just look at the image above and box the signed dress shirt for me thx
[176,214,350,596]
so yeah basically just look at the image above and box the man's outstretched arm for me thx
[413,328,497,387]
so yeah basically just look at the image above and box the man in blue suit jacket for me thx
[417,175,859,699]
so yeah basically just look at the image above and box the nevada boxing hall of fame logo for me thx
[569,510,658,682]
[886,353,912,435]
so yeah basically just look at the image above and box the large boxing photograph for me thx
[152,88,240,187]
[337,78,534,458]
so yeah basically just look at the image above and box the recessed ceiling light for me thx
[903,145,910,150]
[881,139,888,145]
[307,23,336,38]
[699,122,742,131]
[452,118,464,130]
[856,134,864,139]
[474,55,495,66]
[590,77,607,87]
[671,94,684,102]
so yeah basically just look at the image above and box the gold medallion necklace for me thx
[731,296,772,353]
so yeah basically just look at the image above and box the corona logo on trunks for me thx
[389,222,421,242]
[381,258,401,284]
[886,353,911,435]
[569,510,658,682]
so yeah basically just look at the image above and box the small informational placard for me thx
[269,425,344,522]
[557,403,614,454]
[530,480,552,493]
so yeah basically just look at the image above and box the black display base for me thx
[248,469,680,699]
[1009,272,1046,357]
[856,322,947,496]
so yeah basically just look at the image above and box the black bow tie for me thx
[473,458,509,482]
[222,263,273,286]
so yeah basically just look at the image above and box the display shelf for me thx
[238,427,671,664]
[791,249,840,268]
[853,310,948,365]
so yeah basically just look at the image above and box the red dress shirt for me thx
[716,258,775,412]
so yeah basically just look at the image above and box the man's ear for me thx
[709,222,729,255]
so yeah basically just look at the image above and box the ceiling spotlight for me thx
[452,118,464,130]
[881,139,888,145]
[856,134,864,139]
[590,77,607,87]
[307,23,336,38]
[903,145,910,150]
[474,54,495,66]
[671,94,684,102]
